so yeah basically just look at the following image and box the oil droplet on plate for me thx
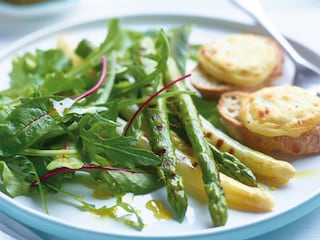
[92,187,113,200]
[145,200,173,220]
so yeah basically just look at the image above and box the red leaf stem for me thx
[73,56,108,102]
[124,73,191,136]
[30,164,142,187]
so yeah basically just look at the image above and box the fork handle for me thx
[229,0,304,63]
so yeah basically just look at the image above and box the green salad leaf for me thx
[79,114,161,168]
[91,168,163,194]
[0,97,64,157]
[10,49,71,87]
[0,161,30,197]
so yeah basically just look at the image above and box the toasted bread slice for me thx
[218,89,320,155]
[190,34,283,99]
[190,65,277,99]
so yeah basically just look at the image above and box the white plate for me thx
[0,14,320,240]
[0,0,77,18]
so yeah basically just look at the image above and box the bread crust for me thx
[190,35,283,99]
[218,91,320,155]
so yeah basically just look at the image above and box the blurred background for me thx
[0,0,319,52]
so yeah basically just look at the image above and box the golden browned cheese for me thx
[198,34,278,86]
[240,85,320,137]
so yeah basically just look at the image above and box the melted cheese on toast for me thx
[240,85,320,137]
[198,34,278,86]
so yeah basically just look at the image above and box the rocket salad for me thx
[0,18,293,231]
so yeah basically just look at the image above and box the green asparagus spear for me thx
[164,57,228,227]
[138,37,188,222]
[209,144,257,187]
[143,85,188,222]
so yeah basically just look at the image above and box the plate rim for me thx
[0,12,320,240]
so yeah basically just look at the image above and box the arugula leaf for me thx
[92,168,163,194]
[79,114,161,168]
[168,25,192,74]
[0,161,30,197]
[0,48,73,115]
[0,154,47,198]
[0,86,35,104]
[111,29,169,99]
[39,71,89,97]
[7,49,72,97]
[68,19,127,77]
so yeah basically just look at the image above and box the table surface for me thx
[0,1,320,239]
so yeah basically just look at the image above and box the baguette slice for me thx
[190,35,283,99]
[218,91,320,155]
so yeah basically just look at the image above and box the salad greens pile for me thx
[0,18,256,230]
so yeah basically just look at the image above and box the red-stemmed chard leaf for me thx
[30,164,141,187]
[31,163,163,194]
[73,56,108,102]
[124,73,191,136]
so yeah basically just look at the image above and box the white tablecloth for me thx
[0,0,320,239]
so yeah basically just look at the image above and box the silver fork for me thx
[229,0,320,93]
